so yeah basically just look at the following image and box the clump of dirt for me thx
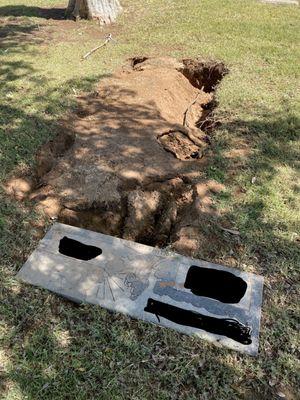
[158,130,202,160]
[13,56,228,256]
[36,130,75,178]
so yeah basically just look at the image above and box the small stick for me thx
[82,33,113,60]
[183,88,204,128]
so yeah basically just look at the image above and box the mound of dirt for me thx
[29,57,228,256]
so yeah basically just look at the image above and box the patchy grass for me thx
[0,0,299,399]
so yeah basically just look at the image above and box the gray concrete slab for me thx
[17,223,264,355]
[260,0,298,4]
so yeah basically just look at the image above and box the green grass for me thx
[0,0,299,399]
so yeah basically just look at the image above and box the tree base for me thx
[66,0,122,23]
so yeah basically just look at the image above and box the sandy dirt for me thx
[8,57,228,256]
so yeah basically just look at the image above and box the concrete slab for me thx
[17,223,264,355]
[260,0,298,4]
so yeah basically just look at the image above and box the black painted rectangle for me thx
[144,298,252,345]
[59,236,102,261]
[184,265,247,303]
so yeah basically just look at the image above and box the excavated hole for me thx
[180,59,228,134]
[131,56,149,67]
[156,60,228,160]
[30,57,229,252]
[180,59,228,93]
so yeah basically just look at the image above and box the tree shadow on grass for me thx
[0,18,106,180]
[1,101,299,399]
[219,112,299,257]
[0,22,44,53]
[0,5,65,20]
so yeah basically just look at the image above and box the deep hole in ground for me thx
[8,57,229,257]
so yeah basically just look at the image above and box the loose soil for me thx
[8,57,228,256]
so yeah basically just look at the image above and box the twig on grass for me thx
[82,33,114,60]
[219,226,240,235]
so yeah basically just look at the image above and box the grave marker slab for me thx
[260,0,298,4]
[17,223,264,355]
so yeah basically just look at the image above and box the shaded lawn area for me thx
[0,0,299,399]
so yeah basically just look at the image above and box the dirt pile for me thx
[24,57,228,256]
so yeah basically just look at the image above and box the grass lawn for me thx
[0,0,299,399]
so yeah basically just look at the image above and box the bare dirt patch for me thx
[9,56,228,256]
[0,5,115,50]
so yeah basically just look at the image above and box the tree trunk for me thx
[66,0,122,23]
